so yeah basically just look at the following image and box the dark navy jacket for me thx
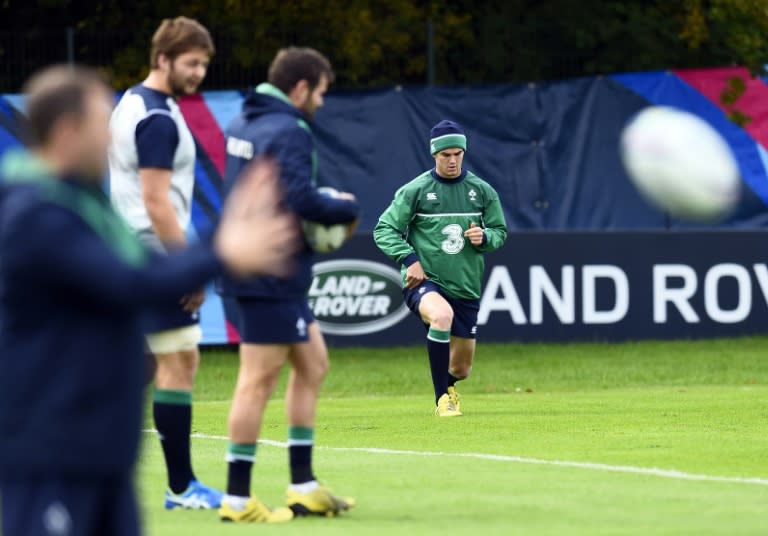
[218,83,360,299]
[0,150,222,479]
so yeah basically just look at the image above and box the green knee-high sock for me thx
[288,426,316,484]
[153,389,195,494]
[427,327,450,403]
[226,442,257,497]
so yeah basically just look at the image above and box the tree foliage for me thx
[1,0,767,90]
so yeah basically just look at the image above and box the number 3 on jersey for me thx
[441,224,465,254]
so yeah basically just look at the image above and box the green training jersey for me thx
[373,169,507,300]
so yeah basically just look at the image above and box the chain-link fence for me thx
[0,26,587,93]
[0,28,278,93]
[1,30,72,93]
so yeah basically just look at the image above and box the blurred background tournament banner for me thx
[3,66,768,345]
[316,232,768,346]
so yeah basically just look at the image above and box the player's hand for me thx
[215,158,301,278]
[405,260,428,289]
[180,288,206,313]
[338,191,357,202]
[464,222,485,246]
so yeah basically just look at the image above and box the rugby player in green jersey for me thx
[374,120,507,416]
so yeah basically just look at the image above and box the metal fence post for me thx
[66,26,75,65]
[427,19,435,86]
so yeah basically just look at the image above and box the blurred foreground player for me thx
[217,47,359,522]
[0,65,299,536]
[374,121,507,416]
[109,17,222,509]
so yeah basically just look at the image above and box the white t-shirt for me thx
[108,84,196,247]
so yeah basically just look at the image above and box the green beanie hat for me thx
[430,120,467,154]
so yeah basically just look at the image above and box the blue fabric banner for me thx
[3,68,768,343]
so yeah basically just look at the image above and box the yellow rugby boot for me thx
[219,496,294,523]
[287,485,356,517]
[447,386,462,413]
[435,392,462,417]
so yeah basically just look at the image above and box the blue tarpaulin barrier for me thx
[2,67,768,343]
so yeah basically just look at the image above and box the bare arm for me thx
[140,167,204,311]
[140,167,186,248]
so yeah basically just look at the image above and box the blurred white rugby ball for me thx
[303,187,350,253]
[620,106,741,221]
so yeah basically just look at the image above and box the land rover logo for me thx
[308,259,410,335]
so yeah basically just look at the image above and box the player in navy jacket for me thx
[0,65,299,536]
[216,48,359,523]
[219,78,358,300]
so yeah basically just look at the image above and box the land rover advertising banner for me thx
[311,232,768,346]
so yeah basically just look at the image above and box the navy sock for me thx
[447,373,462,388]
[226,443,256,497]
[153,389,196,494]
[288,427,316,484]
[427,327,451,404]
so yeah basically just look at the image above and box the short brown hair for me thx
[150,16,214,68]
[268,47,335,94]
[23,64,109,146]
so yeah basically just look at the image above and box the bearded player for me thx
[217,47,359,523]
[109,17,222,508]
[374,120,507,416]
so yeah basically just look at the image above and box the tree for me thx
[1,0,767,91]
[680,0,768,75]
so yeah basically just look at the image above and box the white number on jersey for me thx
[441,224,465,255]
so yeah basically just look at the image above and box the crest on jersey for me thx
[468,189,477,200]
[43,501,72,536]
[296,317,307,337]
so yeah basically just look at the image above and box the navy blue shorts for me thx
[402,281,480,339]
[236,298,315,344]
[141,300,199,334]
[138,234,199,334]
[1,475,139,536]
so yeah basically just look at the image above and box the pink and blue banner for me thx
[3,67,768,344]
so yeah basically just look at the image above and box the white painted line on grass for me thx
[142,429,768,487]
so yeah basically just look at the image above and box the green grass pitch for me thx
[138,337,768,535]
